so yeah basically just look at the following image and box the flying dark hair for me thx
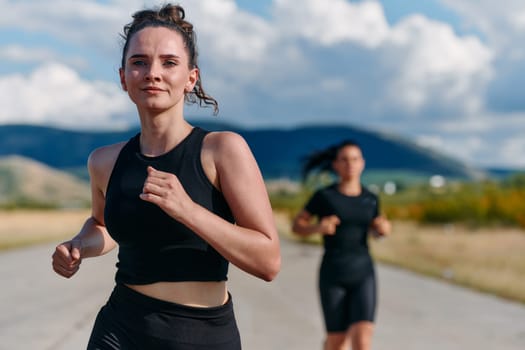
[120,3,219,114]
[301,139,361,180]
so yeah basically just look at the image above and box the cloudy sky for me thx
[1,0,525,169]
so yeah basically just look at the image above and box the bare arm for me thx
[51,145,120,278]
[370,215,392,238]
[140,132,280,281]
[72,148,118,258]
[292,210,340,237]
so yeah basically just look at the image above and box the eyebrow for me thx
[128,54,182,60]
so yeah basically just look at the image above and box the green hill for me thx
[0,155,90,208]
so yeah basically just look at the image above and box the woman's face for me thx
[119,26,197,113]
[332,145,365,181]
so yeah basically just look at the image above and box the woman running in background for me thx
[292,139,391,350]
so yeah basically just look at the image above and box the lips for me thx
[142,86,164,92]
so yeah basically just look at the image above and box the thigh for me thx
[348,272,377,325]
[87,304,130,350]
[319,278,349,333]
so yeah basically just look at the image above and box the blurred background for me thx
[1,1,524,349]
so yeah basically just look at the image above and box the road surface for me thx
[1,238,524,349]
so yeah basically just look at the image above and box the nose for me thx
[144,61,161,82]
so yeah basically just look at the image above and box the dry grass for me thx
[275,212,525,305]
[369,221,525,304]
[0,209,90,250]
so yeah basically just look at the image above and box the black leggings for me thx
[87,284,241,350]
[319,272,377,332]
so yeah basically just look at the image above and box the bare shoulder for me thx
[203,131,251,159]
[88,142,127,172]
[201,131,258,190]
[203,130,246,147]
[87,142,127,188]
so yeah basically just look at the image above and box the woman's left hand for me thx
[140,166,193,220]
[371,215,392,237]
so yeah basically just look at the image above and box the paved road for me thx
[1,238,525,350]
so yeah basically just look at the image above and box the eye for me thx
[131,60,147,66]
[163,60,178,67]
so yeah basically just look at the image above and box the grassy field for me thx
[0,209,90,250]
[369,221,525,304]
[2,209,525,305]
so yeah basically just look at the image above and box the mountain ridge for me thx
[0,122,485,181]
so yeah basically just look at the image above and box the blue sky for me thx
[1,0,525,169]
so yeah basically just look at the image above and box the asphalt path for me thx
[1,238,525,350]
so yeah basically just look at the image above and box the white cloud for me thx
[440,0,525,49]
[191,0,275,64]
[437,111,525,134]
[0,44,90,72]
[439,0,525,116]
[0,45,57,63]
[501,137,525,167]
[0,63,132,129]
[414,109,525,168]
[0,0,495,124]
[416,134,484,165]
[188,0,495,124]
[274,0,389,47]
[0,0,136,59]
[383,14,493,116]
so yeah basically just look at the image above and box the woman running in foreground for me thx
[52,3,280,349]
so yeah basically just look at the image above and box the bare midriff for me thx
[126,281,228,307]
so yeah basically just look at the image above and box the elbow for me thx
[259,254,281,282]
[269,254,282,281]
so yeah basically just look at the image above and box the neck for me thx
[337,179,361,196]
[138,109,192,157]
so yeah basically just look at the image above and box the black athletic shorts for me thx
[318,271,377,333]
[87,284,241,350]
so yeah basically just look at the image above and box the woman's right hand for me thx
[52,239,82,278]
[319,215,341,235]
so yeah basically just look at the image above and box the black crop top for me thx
[305,184,379,282]
[104,127,234,284]
[305,184,379,256]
